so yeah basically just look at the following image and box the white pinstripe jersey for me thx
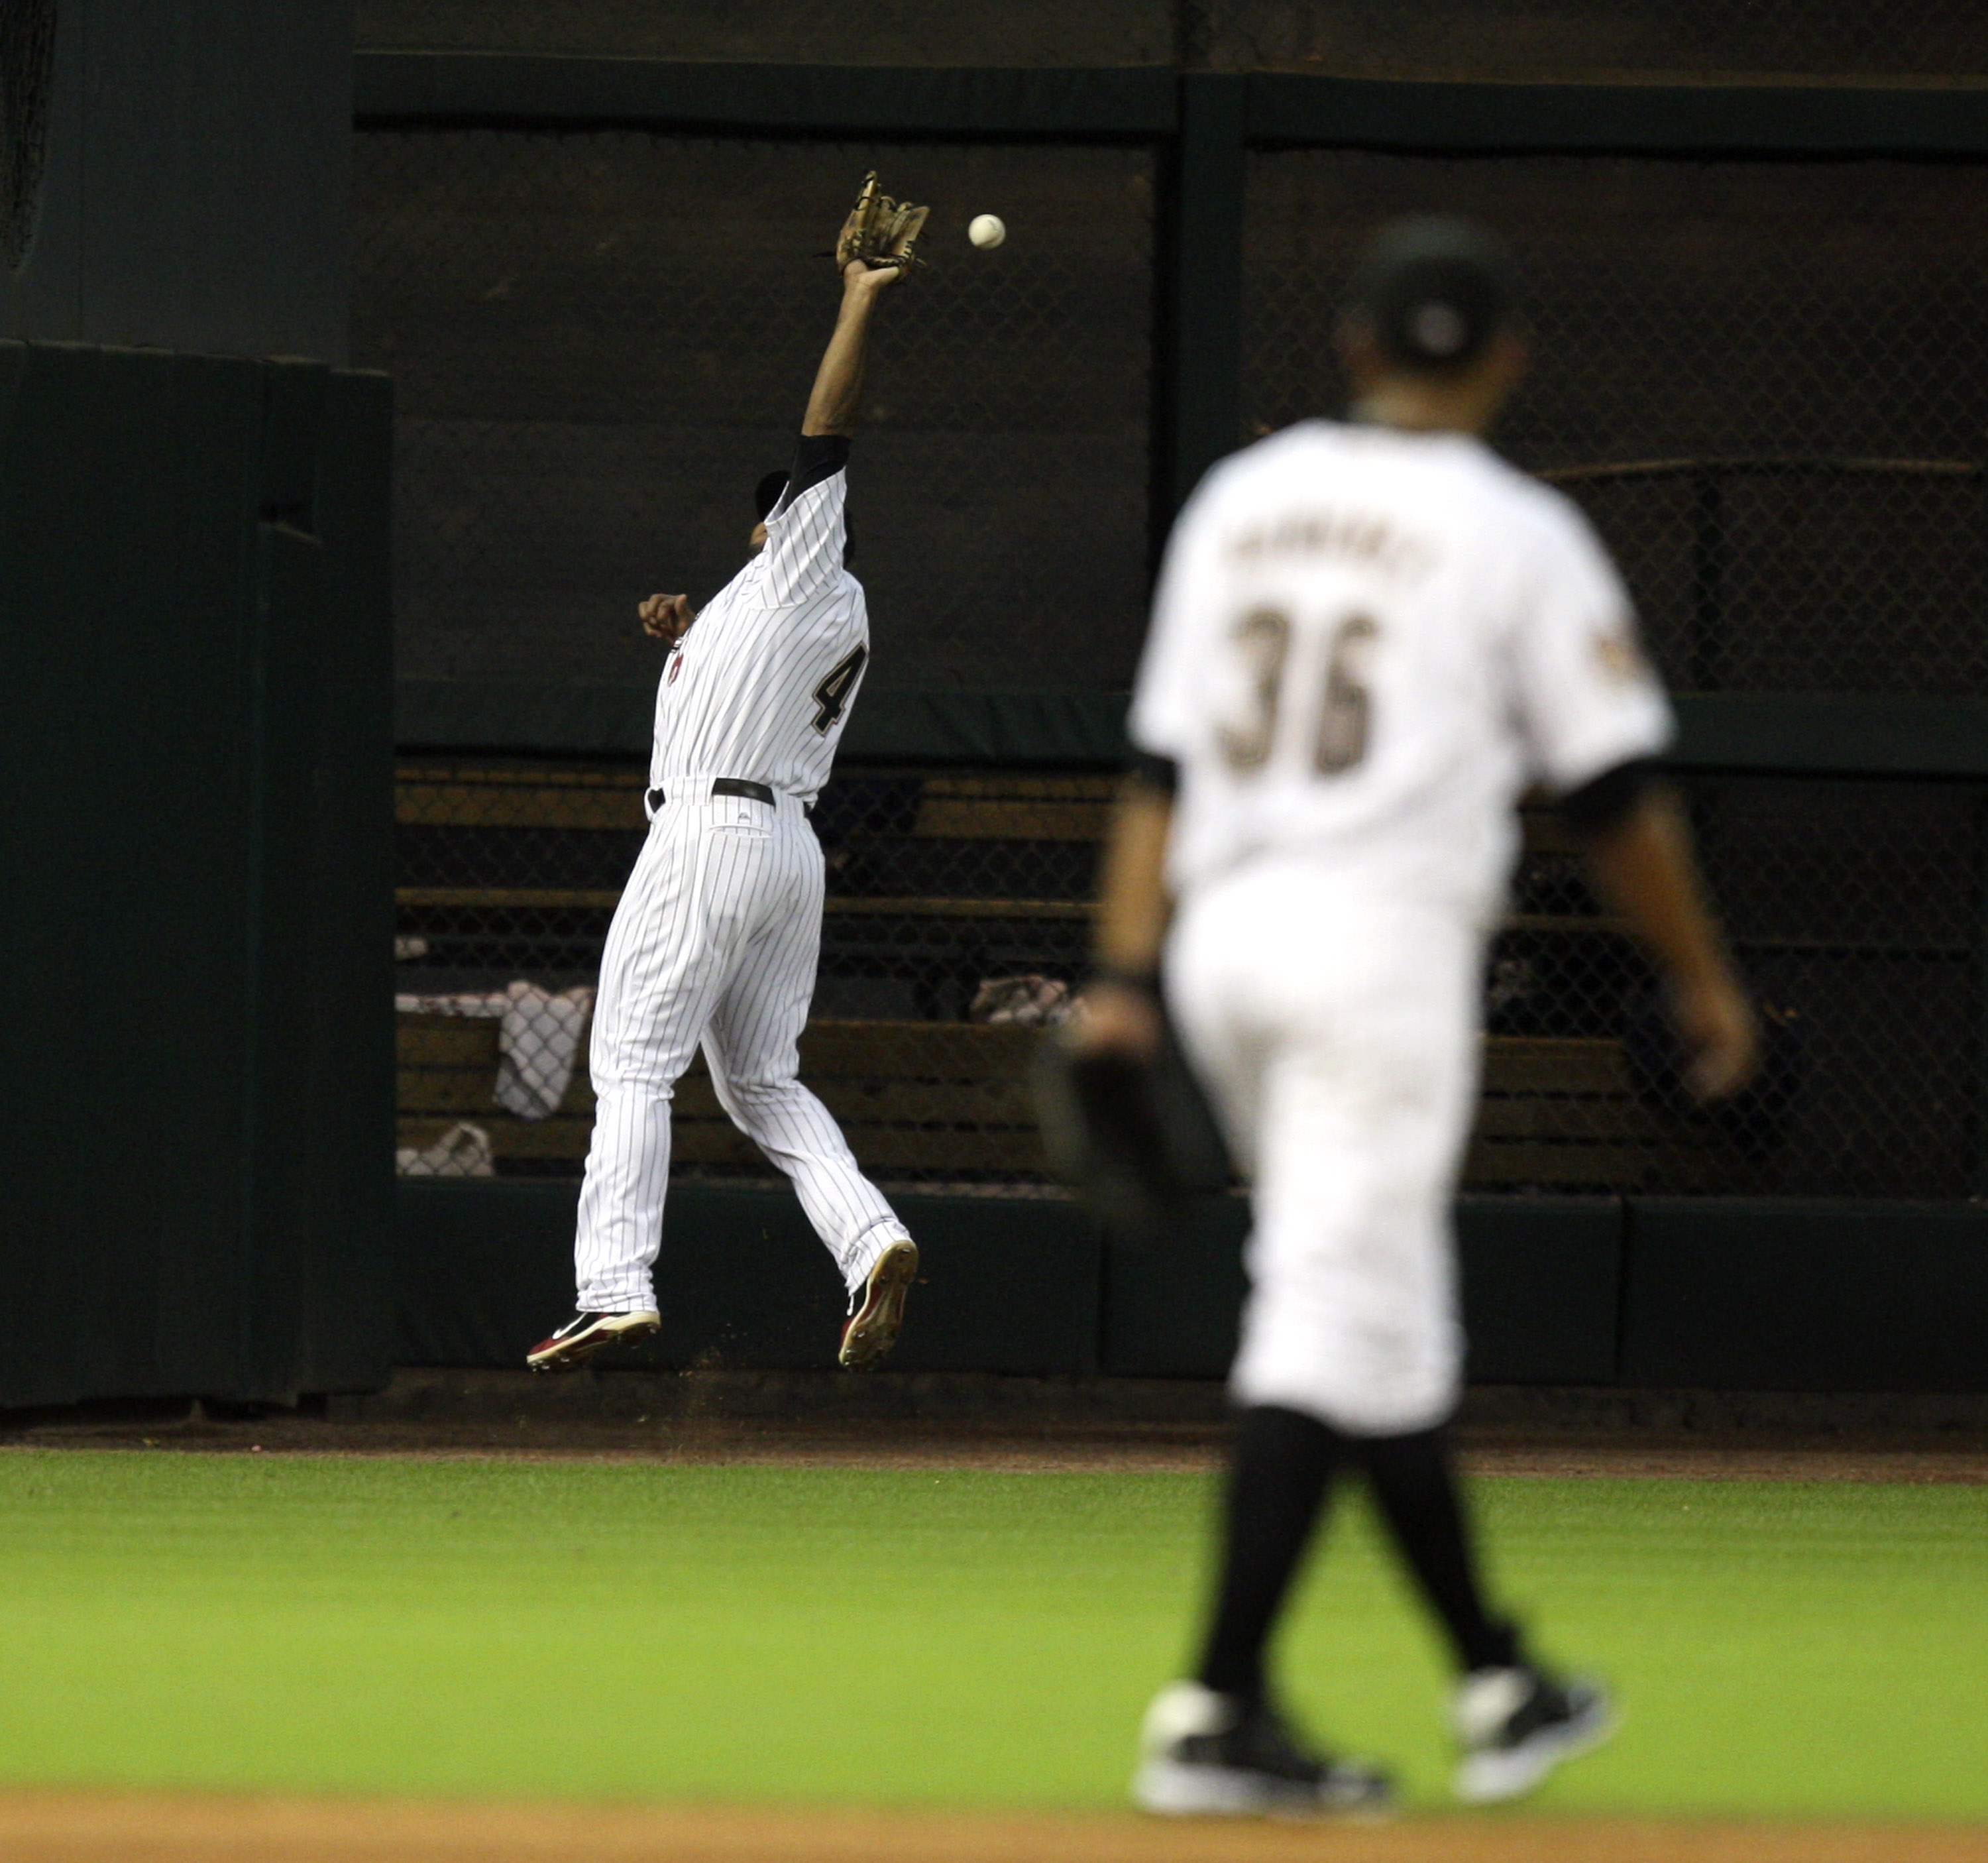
[651,458,869,807]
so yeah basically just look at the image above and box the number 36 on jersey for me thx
[1217,608,1380,776]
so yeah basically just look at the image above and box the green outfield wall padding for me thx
[0,342,394,1410]
[394,680,1138,769]
[1455,1198,1623,1384]
[398,1182,1623,1386]
[1620,1201,1988,1391]
[395,678,1988,782]
[394,1182,1988,1391]
[396,1181,1103,1376]
[1099,1199,1250,1380]
[1100,1196,1624,1383]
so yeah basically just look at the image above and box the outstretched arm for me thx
[802,262,900,437]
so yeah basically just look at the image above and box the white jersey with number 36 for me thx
[1131,420,1673,927]
[651,463,870,805]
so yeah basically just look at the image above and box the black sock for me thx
[1194,1405,1343,1705]
[1358,1426,1520,1675]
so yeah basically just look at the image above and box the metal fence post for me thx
[1688,465,1726,691]
[1151,70,1246,560]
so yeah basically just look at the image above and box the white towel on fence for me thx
[494,982,594,1120]
[394,982,595,1122]
[396,1121,494,1178]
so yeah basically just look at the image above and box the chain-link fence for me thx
[1480,778,1985,1200]
[393,759,1106,1188]
[360,33,1988,1204]
[353,133,1155,693]
[1245,152,1988,699]
[357,1,1987,82]
[0,0,58,272]
[393,756,1988,1199]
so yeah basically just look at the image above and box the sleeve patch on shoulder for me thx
[1592,626,1649,684]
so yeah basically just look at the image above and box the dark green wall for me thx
[396,1181,1988,1392]
[2,0,353,361]
[0,341,394,1408]
[396,677,1988,781]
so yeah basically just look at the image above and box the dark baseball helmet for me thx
[1343,216,1519,374]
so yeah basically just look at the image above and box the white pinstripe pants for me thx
[573,788,909,1314]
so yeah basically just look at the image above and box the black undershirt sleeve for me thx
[1559,757,1660,837]
[1129,750,1180,796]
[776,433,852,512]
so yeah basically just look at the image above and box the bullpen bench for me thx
[395,763,1747,1190]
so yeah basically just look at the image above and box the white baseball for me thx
[968,213,1006,250]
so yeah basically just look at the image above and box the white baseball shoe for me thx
[1132,1681,1392,1819]
[525,1309,660,1373]
[837,1238,918,1369]
[1453,1664,1614,1803]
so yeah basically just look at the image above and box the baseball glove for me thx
[836,171,930,274]
[1033,1013,1233,1250]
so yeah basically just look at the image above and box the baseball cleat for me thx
[525,1309,661,1374]
[1132,1681,1392,1819]
[837,1238,918,1369]
[1452,1664,1614,1804]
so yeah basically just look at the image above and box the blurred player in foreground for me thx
[1075,218,1757,1815]
[529,177,927,1377]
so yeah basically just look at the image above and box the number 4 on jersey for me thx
[812,645,869,734]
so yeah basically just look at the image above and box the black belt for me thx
[647,778,786,811]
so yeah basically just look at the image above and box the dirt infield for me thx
[8,1402,1988,1483]
[3,1791,1984,1863]
[10,1366,1988,1479]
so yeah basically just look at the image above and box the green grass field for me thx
[0,1451,1981,1819]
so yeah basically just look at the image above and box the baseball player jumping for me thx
[1076,219,1758,1814]
[529,178,929,1376]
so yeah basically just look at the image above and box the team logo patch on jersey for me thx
[668,651,685,684]
[1592,627,1647,684]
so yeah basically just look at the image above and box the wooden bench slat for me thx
[923,776,1115,803]
[673,1074,1038,1127]
[398,765,647,789]
[397,1019,1645,1095]
[1463,1139,1655,1186]
[399,1113,1047,1175]
[398,1017,1708,1190]
[398,888,625,910]
[398,785,647,830]
[1474,1096,1670,1143]
[398,1019,501,1064]
[795,1019,1040,1074]
[399,1071,506,1114]
[399,1116,596,1160]
[911,798,1111,841]
[826,896,1091,920]
[1480,1037,1629,1094]
[399,891,1620,934]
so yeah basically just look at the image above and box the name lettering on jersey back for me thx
[1231,511,1435,581]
